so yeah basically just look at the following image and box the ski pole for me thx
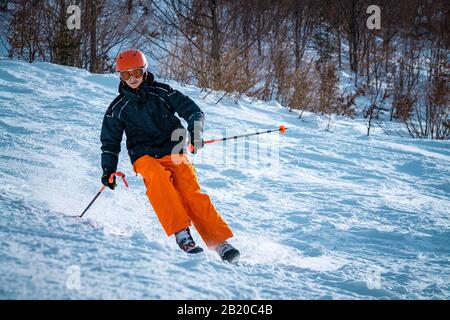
[79,172,129,218]
[189,125,287,152]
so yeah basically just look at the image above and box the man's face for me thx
[119,68,145,89]
[125,75,144,89]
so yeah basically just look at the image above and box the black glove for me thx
[188,114,205,154]
[101,168,116,190]
[189,134,204,154]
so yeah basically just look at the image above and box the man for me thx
[100,49,240,263]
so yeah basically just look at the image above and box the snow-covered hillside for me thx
[0,59,449,299]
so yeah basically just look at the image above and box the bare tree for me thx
[3,0,448,140]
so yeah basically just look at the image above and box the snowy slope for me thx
[0,59,449,299]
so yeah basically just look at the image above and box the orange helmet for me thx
[115,49,148,72]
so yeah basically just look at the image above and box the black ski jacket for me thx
[100,72,204,172]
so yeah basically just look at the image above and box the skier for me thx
[100,49,240,262]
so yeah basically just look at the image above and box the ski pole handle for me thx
[109,171,129,188]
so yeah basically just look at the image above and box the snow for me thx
[0,59,449,299]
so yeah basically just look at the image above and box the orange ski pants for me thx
[133,154,233,248]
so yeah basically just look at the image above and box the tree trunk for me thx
[210,0,221,89]
[89,1,98,73]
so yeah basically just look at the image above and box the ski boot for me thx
[175,228,204,254]
[215,241,240,263]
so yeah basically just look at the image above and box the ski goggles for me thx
[119,67,145,81]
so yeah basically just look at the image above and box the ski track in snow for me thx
[0,60,449,299]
